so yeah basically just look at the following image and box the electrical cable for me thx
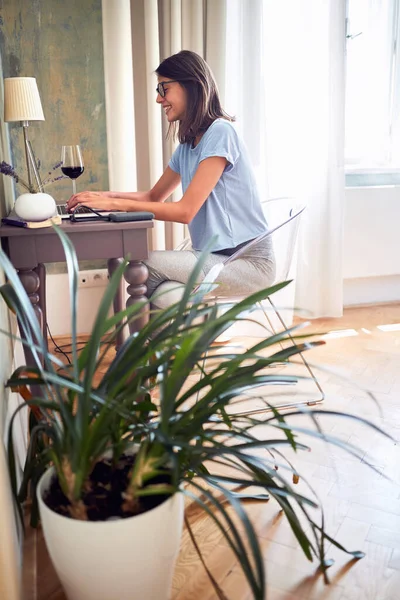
[46,323,71,365]
[46,323,108,364]
[55,341,87,351]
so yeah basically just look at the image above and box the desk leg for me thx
[107,258,126,351]
[35,263,48,350]
[124,260,149,334]
[18,268,43,367]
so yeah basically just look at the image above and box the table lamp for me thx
[4,76,45,192]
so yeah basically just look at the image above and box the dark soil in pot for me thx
[43,453,172,521]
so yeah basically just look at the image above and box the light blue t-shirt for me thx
[168,118,268,252]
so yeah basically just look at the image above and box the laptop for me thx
[56,203,111,220]
[56,204,154,223]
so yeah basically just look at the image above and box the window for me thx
[345,0,400,186]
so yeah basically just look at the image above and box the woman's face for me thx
[156,77,187,122]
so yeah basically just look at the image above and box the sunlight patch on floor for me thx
[376,322,400,332]
[322,328,359,339]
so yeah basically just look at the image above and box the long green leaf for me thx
[185,480,265,598]
[52,226,80,381]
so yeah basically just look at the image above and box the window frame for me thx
[345,0,400,187]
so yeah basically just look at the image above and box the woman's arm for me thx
[67,157,227,224]
[67,167,181,211]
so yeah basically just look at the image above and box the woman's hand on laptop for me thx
[67,191,116,212]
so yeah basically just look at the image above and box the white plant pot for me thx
[37,467,184,600]
[14,192,56,222]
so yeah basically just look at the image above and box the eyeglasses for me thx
[156,80,180,98]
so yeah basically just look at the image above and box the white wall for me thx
[343,186,400,305]
[0,441,21,600]
[0,282,21,600]
[47,273,109,336]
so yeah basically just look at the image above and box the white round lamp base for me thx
[14,193,56,222]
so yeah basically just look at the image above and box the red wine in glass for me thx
[61,145,84,195]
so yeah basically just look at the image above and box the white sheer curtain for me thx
[223,0,267,198]
[265,0,346,318]
[225,0,346,318]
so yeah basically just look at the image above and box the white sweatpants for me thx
[144,237,276,299]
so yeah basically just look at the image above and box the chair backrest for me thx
[223,197,305,285]
[192,197,305,300]
[154,197,306,308]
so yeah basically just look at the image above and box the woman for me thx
[67,50,275,300]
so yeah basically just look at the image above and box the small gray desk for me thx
[0,218,153,364]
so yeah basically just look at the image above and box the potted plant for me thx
[1,226,388,600]
[0,159,65,221]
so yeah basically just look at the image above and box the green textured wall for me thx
[0,0,108,203]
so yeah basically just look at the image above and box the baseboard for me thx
[344,275,400,307]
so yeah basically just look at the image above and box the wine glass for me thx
[61,145,84,195]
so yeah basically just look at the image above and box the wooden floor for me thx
[23,303,400,600]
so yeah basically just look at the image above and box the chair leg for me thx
[265,296,325,405]
[258,301,287,357]
[234,297,325,417]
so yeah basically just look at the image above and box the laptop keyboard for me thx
[56,204,111,219]
[57,204,92,216]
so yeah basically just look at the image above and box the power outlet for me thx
[78,269,109,288]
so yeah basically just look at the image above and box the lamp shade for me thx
[4,77,45,122]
